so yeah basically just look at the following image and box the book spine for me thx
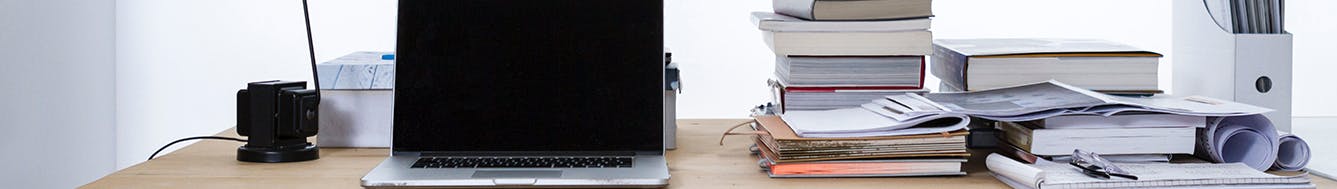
[773,0,818,20]
[998,143,1040,164]
[777,138,963,148]
[930,42,970,91]
[996,122,1035,152]
[917,56,926,89]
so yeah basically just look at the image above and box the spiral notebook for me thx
[986,153,1313,189]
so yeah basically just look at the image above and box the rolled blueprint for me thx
[1195,114,1279,171]
[1273,132,1311,171]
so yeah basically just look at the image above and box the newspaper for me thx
[883,81,1273,122]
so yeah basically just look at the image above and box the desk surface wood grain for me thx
[83,119,1336,188]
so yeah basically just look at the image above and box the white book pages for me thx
[1046,154,1171,163]
[782,107,902,133]
[751,12,931,32]
[780,104,968,138]
[1026,126,1197,155]
[1040,114,1207,129]
[775,56,923,86]
[764,31,934,56]
[932,38,1156,57]
[965,56,1159,91]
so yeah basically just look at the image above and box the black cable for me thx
[147,136,246,160]
[146,0,317,162]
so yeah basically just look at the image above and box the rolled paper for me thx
[1195,114,1279,171]
[1272,133,1311,171]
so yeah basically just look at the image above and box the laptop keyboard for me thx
[411,157,634,168]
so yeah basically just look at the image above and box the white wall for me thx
[111,0,1336,171]
[1286,0,1337,117]
[669,1,1172,118]
[0,0,117,188]
[670,0,1336,118]
[115,0,393,168]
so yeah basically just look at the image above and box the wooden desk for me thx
[84,119,1336,188]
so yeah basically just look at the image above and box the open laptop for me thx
[361,0,669,188]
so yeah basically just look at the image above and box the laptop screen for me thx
[392,0,664,152]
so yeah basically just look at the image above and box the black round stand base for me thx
[237,144,319,163]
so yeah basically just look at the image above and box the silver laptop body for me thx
[362,152,669,188]
[361,0,669,188]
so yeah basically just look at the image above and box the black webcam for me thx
[236,80,320,162]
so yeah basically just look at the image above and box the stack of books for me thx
[931,38,1163,95]
[994,114,1205,163]
[752,115,969,177]
[753,0,935,112]
[866,81,1278,165]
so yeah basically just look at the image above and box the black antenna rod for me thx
[301,0,321,101]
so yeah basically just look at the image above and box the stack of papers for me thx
[885,81,1271,122]
[998,121,1197,156]
[751,115,969,177]
[754,116,967,161]
[994,113,1206,163]
[775,56,923,87]
[874,81,1312,173]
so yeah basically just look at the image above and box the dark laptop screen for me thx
[393,0,664,152]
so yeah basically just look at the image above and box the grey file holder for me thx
[1173,0,1293,131]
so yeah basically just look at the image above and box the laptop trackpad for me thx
[471,170,563,178]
